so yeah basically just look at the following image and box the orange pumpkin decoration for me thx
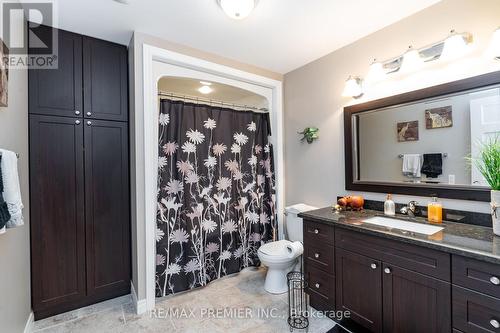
[337,195,364,211]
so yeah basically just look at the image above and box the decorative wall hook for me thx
[298,127,319,144]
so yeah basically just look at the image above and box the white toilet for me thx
[258,204,318,294]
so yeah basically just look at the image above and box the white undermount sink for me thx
[362,216,444,235]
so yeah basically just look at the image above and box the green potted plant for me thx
[468,137,500,236]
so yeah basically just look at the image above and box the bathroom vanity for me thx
[300,208,500,333]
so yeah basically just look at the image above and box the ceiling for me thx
[52,0,441,74]
[158,77,268,109]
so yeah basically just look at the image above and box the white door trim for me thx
[142,44,284,311]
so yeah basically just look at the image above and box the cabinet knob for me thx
[384,267,391,274]
[490,319,500,329]
[314,229,319,234]
[74,110,80,115]
[315,283,320,289]
[87,121,92,126]
[86,112,92,116]
[314,253,320,259]
[371,263,377,269]
[490,276,500,285]
[75,120,81,125]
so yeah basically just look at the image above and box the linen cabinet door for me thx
[83,37,128,122]
[336,248,383,332]
[30,115,86,319]
[29,26,83,118]
[84,120,130,298]
[382,264,451,333]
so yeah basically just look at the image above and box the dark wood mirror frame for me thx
[344,71,500,202]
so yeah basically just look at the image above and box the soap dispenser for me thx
[384,194,396,216]
[428,196,443,224]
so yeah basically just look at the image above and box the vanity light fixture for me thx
[440,30,473,62]
[365,59,386,84]
[198,85,213,94]
[399,46,424,74]
[342,76,363,99]
[490,27,500,60]
[218,0,257,20]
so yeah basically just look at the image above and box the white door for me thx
[470,94,500,186]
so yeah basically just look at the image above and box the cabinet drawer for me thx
[453,256,500,298]
[453,286,500,333]
[303,220,334,245]
[335,228,450,281]
[305,265,335,306]
[304,239,334,275]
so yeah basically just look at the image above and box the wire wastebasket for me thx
[287,271,309,332]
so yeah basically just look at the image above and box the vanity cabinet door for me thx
[382,263,451,333]
[336,248,383,332]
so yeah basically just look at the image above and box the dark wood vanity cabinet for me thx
[29,26,130,319]
[304,220,454,332]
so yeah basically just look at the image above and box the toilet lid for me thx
[259,240,291,257]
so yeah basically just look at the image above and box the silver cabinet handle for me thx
[384,267,391,274]
[75,120,80,125]
[86,112,92,116]
[314,229,319,234]
[75,110,80,115]
[490,319,500,329]
[315,283,320,289]
[87,121,92,126]
[490,276,500,285]
[314,253,320,259]
[371,263,377,269]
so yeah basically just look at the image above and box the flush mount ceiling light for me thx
[217,0,257,20]
[342,76,363,99]
[198,85,213,94]
[440,30,473,62]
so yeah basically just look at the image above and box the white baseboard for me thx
[23,311,34,333]
[130,281,148,315]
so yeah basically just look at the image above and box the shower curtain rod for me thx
[158,90,269,113]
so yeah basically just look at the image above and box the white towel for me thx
[402,154,422,178]
[0,149,24,228]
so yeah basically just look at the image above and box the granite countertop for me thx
[299,207,500,265]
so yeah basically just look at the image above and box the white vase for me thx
[492,190,500,237]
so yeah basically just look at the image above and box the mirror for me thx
[344,71,500,202]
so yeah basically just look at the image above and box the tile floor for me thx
[32,267,342,333]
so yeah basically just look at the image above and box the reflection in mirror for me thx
[353,84,500,188]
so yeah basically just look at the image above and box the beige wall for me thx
[0,24,31,333]
[284,0,500,214]
[128,32,282,300]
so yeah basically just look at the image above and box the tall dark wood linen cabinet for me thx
[29,25,130,319]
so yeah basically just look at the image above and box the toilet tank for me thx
[285,204,318,242]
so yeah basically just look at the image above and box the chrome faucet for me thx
[400,201,420,217]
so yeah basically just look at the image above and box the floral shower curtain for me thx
[155,99,277,297]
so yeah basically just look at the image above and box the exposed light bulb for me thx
[342,76,363,98]
[365,60,386,84]
[198,85,213,94]
[441,30,471,62]
[489,27,500,60]
[218,0,256,20]
[399,47,423,74]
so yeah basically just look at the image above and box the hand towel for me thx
[421,153,443,178]
[0,155,10,234]
[402,154,422,178]
[0,149,24,228]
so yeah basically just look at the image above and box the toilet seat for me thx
[258,240,293,261]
